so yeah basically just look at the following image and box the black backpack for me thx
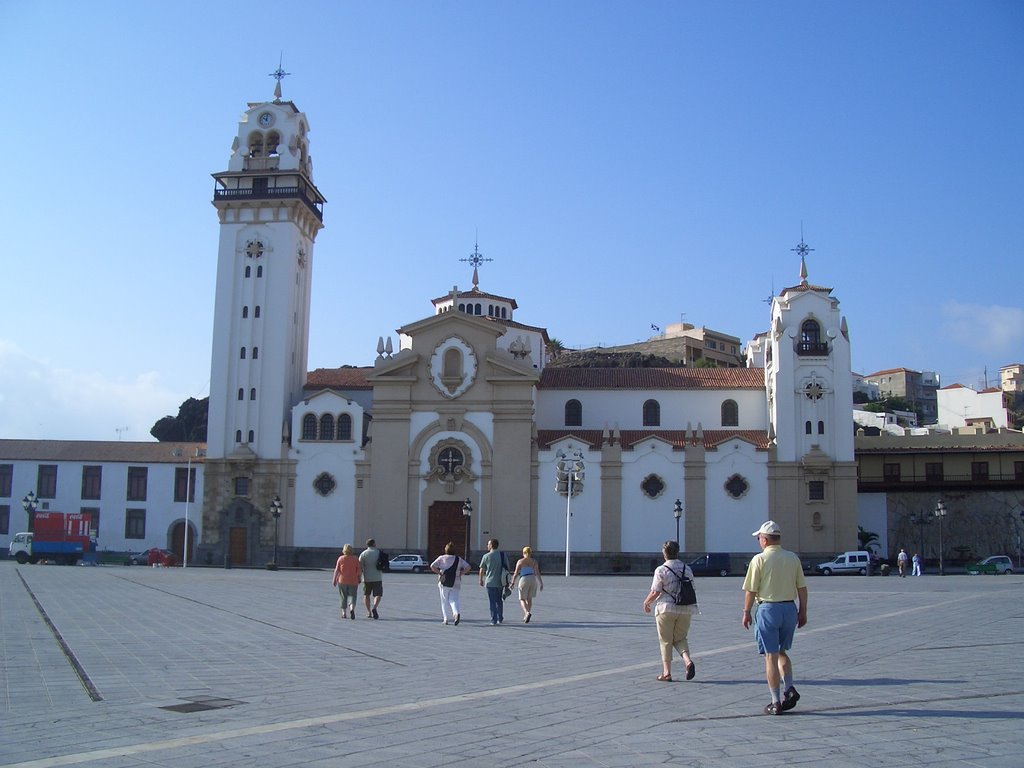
[440,556,460,588]
[376,550,389,572]
[665,565,697,606]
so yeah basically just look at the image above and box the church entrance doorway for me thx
[170,521,196,565]
[229,527,248,566]
[428,500,469,561]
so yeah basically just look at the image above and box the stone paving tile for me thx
[1,563,1023,767]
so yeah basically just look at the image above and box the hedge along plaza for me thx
[2,563,1022,768]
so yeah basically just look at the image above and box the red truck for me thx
[8,511,94,565]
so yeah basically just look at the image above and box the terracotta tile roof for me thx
[781,282,832,294]
[0,440,206,463]
[431,288,519,309]
[304,367,373,390]
[864,367,916,378]
[536,429,770,450]
[538,367,764,390]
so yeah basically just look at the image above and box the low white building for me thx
[937,384,1010,430]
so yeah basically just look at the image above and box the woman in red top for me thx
[332,544,362,620]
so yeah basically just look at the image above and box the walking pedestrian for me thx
[897,548,909,577]
[742,520,808,715]
[510,546,544,623]
[430,542,471,625]
[642,540,697,682]
[358,538,384,619]
[331,543,361,619]
[478,539,508,625]
[912,552,922,576]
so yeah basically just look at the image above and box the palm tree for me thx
[857,526,880,553]
[546,338,565,359]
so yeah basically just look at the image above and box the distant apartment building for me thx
[1001,364,1024,394]
[937,384,1012,430]
[589,322,744,368]
[852,372,881,401]
[863,368,940,423]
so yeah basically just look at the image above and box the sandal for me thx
[656,673,673,682]
[685,662,696,680]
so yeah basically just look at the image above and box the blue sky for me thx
[1,1,1021,441]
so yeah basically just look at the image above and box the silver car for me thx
[388,554,428,573]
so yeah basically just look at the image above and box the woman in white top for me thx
[642,540,698,682]
[430,542,471,625]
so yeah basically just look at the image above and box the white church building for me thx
[0,85,858,569]
[195,87,857,568]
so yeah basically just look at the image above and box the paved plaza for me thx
[1,561,1022,767]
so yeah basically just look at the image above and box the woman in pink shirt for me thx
[332,544,362,620]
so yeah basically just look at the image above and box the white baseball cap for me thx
[752,520,782,537]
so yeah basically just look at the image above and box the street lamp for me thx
[22,491,38,533]
[1017,509,1024,571]
[556,449,585,577]
[673,499,683,548]
[462,498,472,563]
[934,500,947,576]
[270,495,283,567]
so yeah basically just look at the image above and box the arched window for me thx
[319,414,335,441]
[247,430,254,443]
[266,131,281,156]
[237,388,244,401]
[458,303,465,312]
[565,399,582,427]
[240,347,246,359]
[256,265,263,278]
[235,430,242,443]
[501,307,507,319]
[643,399,661,427]
[247,132,264,157]
[244,265,251,278]
[338,413,353,441]
[302,413,317,440]
[818,420,825,434]
[252,347,259,360]
[721,399,739,427]
[443,348,462,379]
[801,319,821,345]
[242,306,249,318]
[805,421,813,435]
[250,388,256,400]
[474,303,482,315]
[254,306,261,318]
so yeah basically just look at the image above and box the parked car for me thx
[129,548,178,566]
[966,555,1014,575]
[388,554,429,573]
[688,553,733,576]
[814,550,872,575]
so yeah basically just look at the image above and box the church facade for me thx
[196,88,859,568]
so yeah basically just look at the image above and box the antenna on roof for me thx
[115,426,129,441]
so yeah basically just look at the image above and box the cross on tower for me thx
[269,55,291,101]
[460,240,492,290]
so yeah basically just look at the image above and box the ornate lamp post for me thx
[556,449,585,577]
[22,491,38,533]
[462,498,472,563]
[270,495,283,567]
[934,500,947,576]
[673,499,683,548]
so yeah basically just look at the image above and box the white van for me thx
[814,551,872,575]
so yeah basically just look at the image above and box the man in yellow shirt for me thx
[742,521,808,715]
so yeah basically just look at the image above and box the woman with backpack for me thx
[430,542,471,625]
[642,540,698,682]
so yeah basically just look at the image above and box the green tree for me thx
[151,397,209,442]
[857,526,880,554]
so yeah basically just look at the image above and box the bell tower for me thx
[202,75,326,564]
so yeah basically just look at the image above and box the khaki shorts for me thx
[362,581,383,597]
[517,575,538,600]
